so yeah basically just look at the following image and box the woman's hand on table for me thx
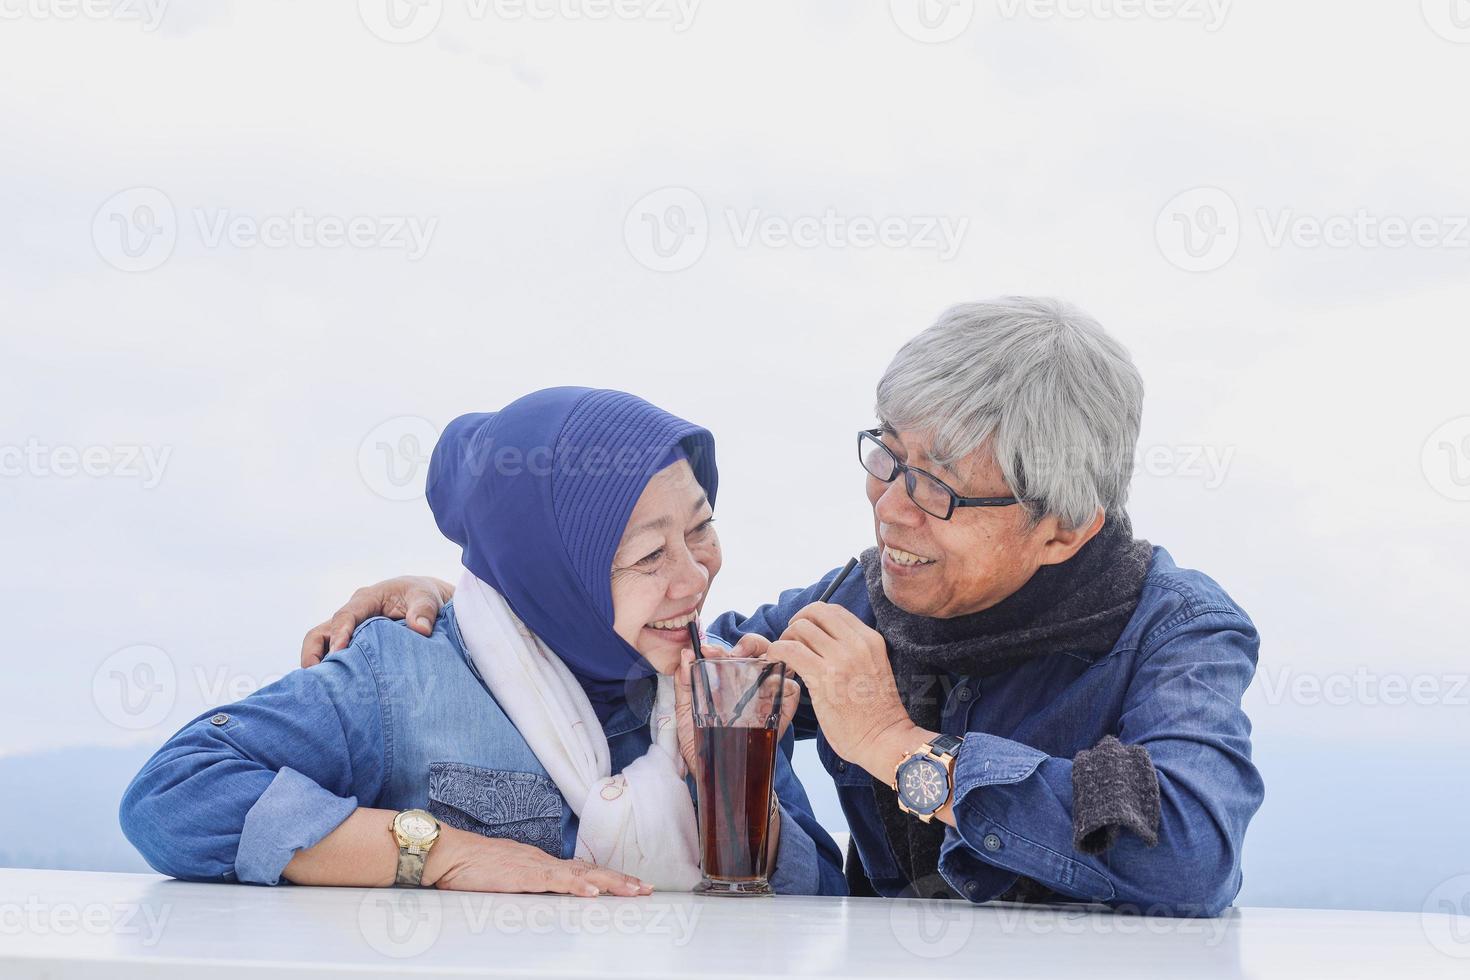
[429,825,652,897]
[285,807,651,897]
[300,575,455,667]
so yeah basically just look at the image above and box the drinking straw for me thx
[687,621,719,725]
[729,661,779,726]
[817,556,860,603]
[727,557,859,724]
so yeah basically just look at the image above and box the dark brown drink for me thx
[695,726,777,885]
[690,657,786,895]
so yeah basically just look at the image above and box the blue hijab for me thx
[426,387,718,716]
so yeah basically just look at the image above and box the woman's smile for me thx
[641,606,700,639]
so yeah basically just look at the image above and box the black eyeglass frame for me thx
[858,428,1023,521]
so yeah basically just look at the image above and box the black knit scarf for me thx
[858,514,1154,897]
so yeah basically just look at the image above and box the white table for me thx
[0,869,1463,978]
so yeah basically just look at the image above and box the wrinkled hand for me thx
[430,827,652,897]
[300,575,455,667]
[674,634,800,781]
[765,603,916,779]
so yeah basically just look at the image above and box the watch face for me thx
[898,757,948,815]
[398,812,436,842]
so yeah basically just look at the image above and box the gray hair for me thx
[874,297,1144,530]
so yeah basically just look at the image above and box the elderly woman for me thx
[311,298,1264,916]
[121,387,844,896]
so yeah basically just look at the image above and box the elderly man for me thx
[303,297,1263,916]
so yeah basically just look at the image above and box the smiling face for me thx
[609,459,721,674]
[867,426,1103,619]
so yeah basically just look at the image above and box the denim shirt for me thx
[708,547,1264,916]
[120,604,846,896]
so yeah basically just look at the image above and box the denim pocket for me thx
[427,762,565,857]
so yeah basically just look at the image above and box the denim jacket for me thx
[708,547,1264,916]
[120,604,846,896]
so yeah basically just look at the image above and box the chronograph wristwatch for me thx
[894,734,964,822]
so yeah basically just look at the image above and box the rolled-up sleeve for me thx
[1071,735,1161,854]
[119,640,387,884]
[938,609,1264,916]
[235,767,360,884]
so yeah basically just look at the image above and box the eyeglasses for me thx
[858,428,1022,521]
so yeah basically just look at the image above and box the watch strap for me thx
[395,845,428,887]
[928,733,964,759]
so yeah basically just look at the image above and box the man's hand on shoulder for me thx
[300,575,455,667]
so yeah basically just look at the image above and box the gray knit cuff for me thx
[1071,735,1160,855]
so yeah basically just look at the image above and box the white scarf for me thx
[450,569,703,891]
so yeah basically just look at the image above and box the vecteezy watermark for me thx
[0,439,172,488]
[358,0,444,43]
[93,187,177,273]
[92,643,447,732]
[888,0,975,43]
[889,0,1230,43]
[1421,0,1470,44]
[1155,187,1241,273]
[886,874,1230,959]
[0,897,172,946]
[357,0,700,44]
[1256,209,1470,252]
[994,0,1231,31]
[359,416,440,502]
[624,187,970,272]
[1423,416,1470,502]
[192,209,437,260]
[356,415,719,499]
[92,645,177,731]
[92,187,438,272]
[623,187,708,273]
[725,209,969,261]
[1253,667,1470,708]
[360,889,443,959]
[357,890,701,958]
[1134,443,1236,489]
[0,0,169,31]
[454,895,701,944]
[1422,874,1470,959]
[888,876,975,958]
[991,902,1231,946]
[1028,442,1237,490]
[1156,186,1470,272]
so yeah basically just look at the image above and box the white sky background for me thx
[2,0,1468,911]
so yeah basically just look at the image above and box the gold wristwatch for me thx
[894,734,964,823]
[391,809,441,887]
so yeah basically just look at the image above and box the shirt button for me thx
[957,688,972,702]
[836,761,847,772]
[983,833,1003,852]
[965,881,979,898]
[209,713,230,726]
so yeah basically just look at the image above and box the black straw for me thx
[725,557,858,725]
[817,557,859,603]
[687,620,718,725]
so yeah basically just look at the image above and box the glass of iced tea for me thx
[690,657,786,896]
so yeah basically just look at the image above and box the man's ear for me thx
[1036,507,1106,567]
